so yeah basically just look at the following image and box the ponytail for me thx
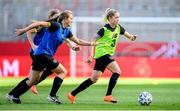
[103,8,111,23]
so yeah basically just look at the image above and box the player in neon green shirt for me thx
[68,8,137,104]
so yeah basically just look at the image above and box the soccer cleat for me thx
[67,92,75,104]
[104,95,118,103]
[47,95,62,104]
[6,94,21,104]
[31,85,38,95]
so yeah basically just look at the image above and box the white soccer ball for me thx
[138,91,152,105]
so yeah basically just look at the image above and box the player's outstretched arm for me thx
[15,21,50,36]
[69,36,97,46]
[124,31,137,41]
[65,39,81,51]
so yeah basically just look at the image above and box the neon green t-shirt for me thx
[94,25,121,59]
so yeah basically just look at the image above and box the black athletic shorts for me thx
[32,54,59,71]
[93,54,114,72]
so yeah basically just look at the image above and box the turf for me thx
[0,78,180,110]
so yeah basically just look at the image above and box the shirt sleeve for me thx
[67,30,73,38]
[119,24,125,35]
[97,28,104,37]
[48,22,60,32]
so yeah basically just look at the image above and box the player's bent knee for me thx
[57,74,66,79]
[62,72,67,78]
[114,71,121,76]
[55,68,67,75]
[57,70,67,79]
[64,69,68,75]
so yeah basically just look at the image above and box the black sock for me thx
[71,78,93,96]
[106,73,119,96]
[14,81,30,98]
[9,78,29,95]
[35,69,53,85]
[49,77,63,96]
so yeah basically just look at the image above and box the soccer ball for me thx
[138,92,152,105]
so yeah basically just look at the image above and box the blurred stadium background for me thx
[0,0,179,78]
[0,0,180,110]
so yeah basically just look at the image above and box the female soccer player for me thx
[6,10,97,104]
[67,8,137,104]
[7,8,62,97]
[7,9,80,103]
[27,9,80,95]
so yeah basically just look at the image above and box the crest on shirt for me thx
[112,33,118,38]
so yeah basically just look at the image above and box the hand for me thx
[15,29,26,36]
[130,35,137,41]
[86,56,93,65]
[72,46,81,51]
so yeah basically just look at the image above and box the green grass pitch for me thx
[0,77,180,110]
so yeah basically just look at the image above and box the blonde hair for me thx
[103,8,118,23]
